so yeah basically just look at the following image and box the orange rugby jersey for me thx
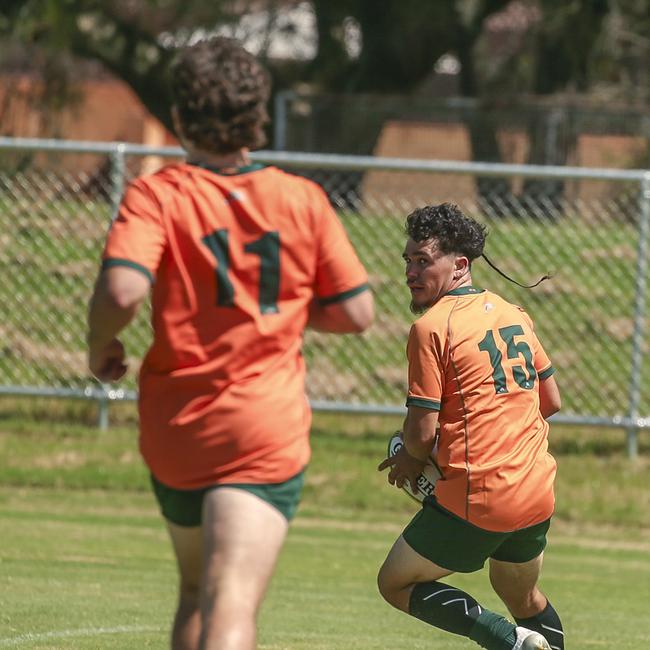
[406,286,556,532]
[102,162,369,489]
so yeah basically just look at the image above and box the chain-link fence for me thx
[1,137,648,455]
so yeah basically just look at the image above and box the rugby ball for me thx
[387,431,441,503]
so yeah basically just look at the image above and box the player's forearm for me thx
[87,266,150,349]
[402,429,434,461]
[87,290,139,350]
[403,407,438,461]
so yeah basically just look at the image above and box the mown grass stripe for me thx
[0,625,162,647]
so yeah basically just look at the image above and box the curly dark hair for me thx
[405,203,487,261]
[171,37,271,154]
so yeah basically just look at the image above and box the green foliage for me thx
[4,0,647,137]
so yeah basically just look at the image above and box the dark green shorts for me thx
[151,471,305,527]
[403,498,550,573]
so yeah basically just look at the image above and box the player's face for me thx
[403,238,457,313]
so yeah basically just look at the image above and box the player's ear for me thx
[453,256,469,279]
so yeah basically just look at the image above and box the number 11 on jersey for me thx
[202,228,281,313]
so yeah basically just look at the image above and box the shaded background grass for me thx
[1,397,649,529]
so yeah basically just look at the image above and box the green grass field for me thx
[1,404,649,648]
[1,184,649,647]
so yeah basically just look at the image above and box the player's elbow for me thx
[541,395,561,419]
[108,288,144,313]
[103,282,146,313]
[550,392,562,414]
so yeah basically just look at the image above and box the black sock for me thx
[409,581,517,650]
[409,580,482,635]
[515,600,564,650]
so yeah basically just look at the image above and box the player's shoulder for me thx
[262,166,328,198]
[484,290,536,326]
[137,161,186,182]
[128,162,240,208]
[120,171,169,211]
[482,288,521,310]
[411,301,455,337]
[126,162,188,195]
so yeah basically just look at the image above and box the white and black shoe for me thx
[512,626,551,650]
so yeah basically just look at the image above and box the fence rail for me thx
[0,137,648,456]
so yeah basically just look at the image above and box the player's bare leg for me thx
[490,555,564,649]
[199,487,289,650]
[378,535,551,649]
[377,535,453,610]
[166,522,203,650]
[489,554,546,618]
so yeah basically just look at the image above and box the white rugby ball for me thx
[387,431,441,503]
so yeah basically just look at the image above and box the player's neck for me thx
[187,147,252,171]
[447,275,473,294]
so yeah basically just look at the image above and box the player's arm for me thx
[521,310,560,419]
[379,320,443,491]
[379,406,439,494]
[539,374,561,419]
[87,266,150,382]
[88,180,165,382]
[308,288,374,333]
[308,182,373,333]
[403,406,439,461]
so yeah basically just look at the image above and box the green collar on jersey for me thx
[189,161,267,175]
[445,286,485,296]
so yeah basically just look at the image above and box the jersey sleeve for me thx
[102,179,167,283]
[520,309,554,379]
[311,186,369,304]
[406,320,444,411]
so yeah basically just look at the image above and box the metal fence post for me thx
[109,143,126,220]
[273,90,294,151]
[98,390,109,431]
[626,173,650,459]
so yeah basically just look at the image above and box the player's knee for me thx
[376,565,392,601]
[376,564,404,609]
[377,572,390,603]
[178,579,201,609]
[496,586,542,618]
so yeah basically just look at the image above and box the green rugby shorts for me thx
[402,497,550,573]
[151,470,305,527]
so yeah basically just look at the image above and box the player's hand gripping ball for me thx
[386,431,441,502]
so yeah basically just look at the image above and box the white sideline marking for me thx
[0,625,161,647]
